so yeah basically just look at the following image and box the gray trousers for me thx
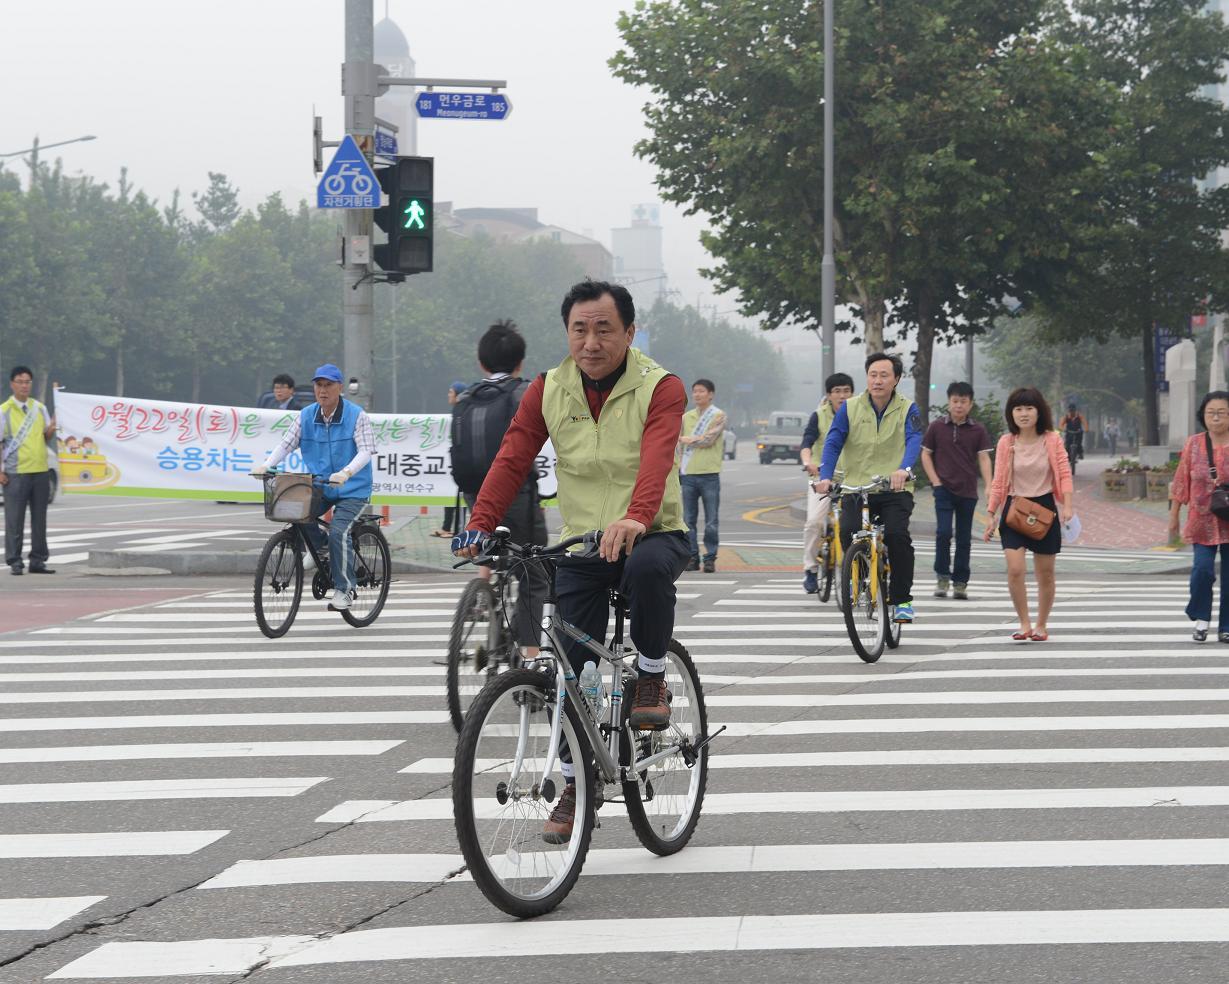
[4,471,51,569]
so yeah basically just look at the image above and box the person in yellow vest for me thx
[814,352,924,622]
[677,378,727,573]
[800,372,855,592]
[454,280,690,844]
[1,366,57,576]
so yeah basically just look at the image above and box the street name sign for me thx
[316,135,379,209]
[415,91,512,121]
[375,129,398,157]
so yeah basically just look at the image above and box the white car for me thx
[723,428,737,460]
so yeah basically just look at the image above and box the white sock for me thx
[1196,620,1210,632]
[638,653,666,675]
[560,761,574,779]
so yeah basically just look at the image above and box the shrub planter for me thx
[1145,471,1173,501]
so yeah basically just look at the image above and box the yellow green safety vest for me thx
[811,399,836,462]
[840,390,914,491]
[541,348,687,540]
[1,397,50,474]
[679,406,724,476]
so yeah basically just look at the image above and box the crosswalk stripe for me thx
[0,777,328,804]
[48,908,1229,976]
[400,746,1229,773]
[718,714,1229,735]
[3,685,1223,708]
[316,785,1229,823]
[0,896,106,931]
[0,711,447,733]
[0,831,228,858]
[0,741,402,764]
[198,837,1229,889]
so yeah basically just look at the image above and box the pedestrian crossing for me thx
[38,525,270,566]
[5,566,1229,979]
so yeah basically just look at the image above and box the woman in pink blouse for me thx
[1170,391,1229,643]
[983,388,1075,641]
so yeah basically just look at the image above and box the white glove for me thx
[328,470,349,486]
[250,464,269,477]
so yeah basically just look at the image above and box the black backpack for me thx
[450,377,527,495]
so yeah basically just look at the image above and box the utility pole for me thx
[342,0,376,410]
[964,335,974,386]
[820,0,836,382]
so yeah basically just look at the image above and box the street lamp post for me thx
[0,134,97,163]
[820,0,836,382]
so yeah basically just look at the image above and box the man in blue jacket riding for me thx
[252,364,375,610]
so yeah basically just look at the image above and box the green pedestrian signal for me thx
[402,198,427,230]
[373,156,434,277]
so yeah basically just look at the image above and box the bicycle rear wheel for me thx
[842,539,887,662]
[446,578,510,732]
[341,526,391,628]
[817,537,833,603]
[253,529,303,638]
[453,668,595,918]
[623,639,708,855]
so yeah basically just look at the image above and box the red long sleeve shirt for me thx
[467,369,687,534]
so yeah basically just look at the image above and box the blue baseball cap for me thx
[450,380,468,395]
[312,363,344,383]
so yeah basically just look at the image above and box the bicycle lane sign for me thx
[317,135,379,209]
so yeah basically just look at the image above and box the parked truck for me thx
[755,410,809,464]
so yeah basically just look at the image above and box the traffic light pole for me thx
[820,0,836,383]
[342,0,375,411]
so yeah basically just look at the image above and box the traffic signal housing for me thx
[374,156,433,276]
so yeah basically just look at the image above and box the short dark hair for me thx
[1004,386,1054,435]
[947,381,974,400]
[272,373,295,388]
[477,319,526,374]
[865,352,903,378]
[1198,390,1229,429]
[560,279,635,330]
[9,365,32,381]
[692,378,715,393]
[825,372,854,393]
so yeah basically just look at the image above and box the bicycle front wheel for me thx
[446,578,506,732]
[842,539,887,662]
[817,537,834,604]
[253,529,303,638]
[341,526,391,628]
[623,639,708,855]
[453,668,595,918]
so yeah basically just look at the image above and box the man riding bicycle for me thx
[814,351,923,623]
[1061,402,1088,462]
[251,363,374,611]
[454,279,690,842]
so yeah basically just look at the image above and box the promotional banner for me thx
[53,391,556,505]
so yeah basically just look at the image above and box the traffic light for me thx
[374,156,433,276]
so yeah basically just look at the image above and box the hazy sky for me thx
[0,0,731,313]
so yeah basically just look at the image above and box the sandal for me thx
[1029,630,1049,642]
[1011,631,1031,641]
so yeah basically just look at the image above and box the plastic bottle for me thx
[579,660,605,718]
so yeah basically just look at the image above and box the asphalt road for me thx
[2,533,1227,982]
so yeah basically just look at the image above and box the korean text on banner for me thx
[53,391,556,506]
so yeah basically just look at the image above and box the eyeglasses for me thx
[1206,410,1229,419]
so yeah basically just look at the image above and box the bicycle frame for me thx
[843,480,891,603]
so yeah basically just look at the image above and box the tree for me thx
[1049,0,1229,445]
[613,0,1110,383]
[191,171,241,234]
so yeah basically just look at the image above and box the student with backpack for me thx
[451,320,549,652]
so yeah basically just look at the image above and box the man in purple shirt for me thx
[920,381,993,599]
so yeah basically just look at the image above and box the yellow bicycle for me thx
[840,477,903,662]
[814,479,843,605]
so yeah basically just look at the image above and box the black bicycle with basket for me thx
[252,471,392,638]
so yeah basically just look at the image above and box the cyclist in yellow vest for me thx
[677,378,727,573]
[800,371,854,592]
[455,280,690,843]
[1,366,57,576]
[814,352,924,622]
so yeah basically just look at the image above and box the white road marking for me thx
[48,908,1229,976]
[704,688,1229,708]
[0,740,402,764]
[0,896,106,931]
[0,777,328,804]
[718,714,1229,736]
[198,837,1229,889]
[316,785,1229,823]
[0,685,453,704]
[0,831,228,858]
[0,711,448,733]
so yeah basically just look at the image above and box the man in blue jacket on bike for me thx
[251,364,375,610]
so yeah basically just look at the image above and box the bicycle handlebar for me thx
[452,527,602,569]
[252,470,341,488]
[839,476,892,496]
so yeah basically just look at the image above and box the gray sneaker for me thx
[953,583,968,600]
[934,578,950,598]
